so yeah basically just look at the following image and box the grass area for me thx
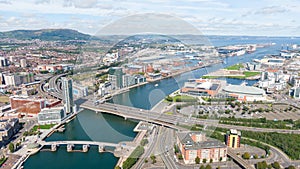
[165,112,173,115]
[32,124,56,131]
[0,96,9,103]
[202,71,260,79]
[243,71,260,77]
[122,146,144,169]
[225,63,244,70]
[165,95,198,102]
[214,127,300,160]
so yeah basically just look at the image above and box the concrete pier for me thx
[67,144,74,152]
[82,144,89,152]
[98,145,105,153]
[51,144,57,151]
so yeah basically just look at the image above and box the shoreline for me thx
[20,61,220,168]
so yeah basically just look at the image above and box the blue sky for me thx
[0,0,299,36]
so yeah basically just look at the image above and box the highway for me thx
[133,126,160,169]
[158,127,177,169]
[81,101,300,134]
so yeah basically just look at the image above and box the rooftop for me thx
[223,85,265,95]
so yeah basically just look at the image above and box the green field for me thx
[32,124,56,131]
[225,63,244,70]
[243,71,260,77]
[166,95,198,102]
[202,71,260,79]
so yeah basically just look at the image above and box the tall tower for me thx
[62,77,74,114]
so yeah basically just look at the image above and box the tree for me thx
[254,154,258,159]
[9,143,15,153]
[272,161,281,169]
[114,166,121,169]
[202,158,207,163]
[209,159,213,163]
[205,164,212,169]
[287,165,296,169]
[199,165,205,169]
[242,152,251,160]
[219,157,222,162]
[178,154,183,160]
[195,156,200,164]
[150,154,156,164]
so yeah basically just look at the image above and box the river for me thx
[23,36,298,169]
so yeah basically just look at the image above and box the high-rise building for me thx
[62,77,74,114]
[225,129,241,148]
[108,67,124,90]
[0,57,8,67]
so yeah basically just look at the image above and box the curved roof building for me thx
[223,85,265,96]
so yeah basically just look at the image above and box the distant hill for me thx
[0,29,93,41]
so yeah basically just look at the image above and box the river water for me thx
[24,36,299,169]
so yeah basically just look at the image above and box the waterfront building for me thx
[122,74,146,88]
[260,58,285,67]
[181,79,225,97]
[62,77,74,114]
[177,131,227,164]
[147,72,161,80]
[108,67,124,90]
[38,107,66,124]
[98,82,112,97]
[0,118,20,142]
[223,85,267,102]
[225,129,241,148]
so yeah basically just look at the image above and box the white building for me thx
[3,72,34,86]
[73,83,88,98]
[38,107,66,124]
[258,71,287,93]
[20,59,27,68]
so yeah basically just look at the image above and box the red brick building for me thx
[10,96,46,114]
[177,131,227,164]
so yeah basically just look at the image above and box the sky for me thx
[0,0,299,36]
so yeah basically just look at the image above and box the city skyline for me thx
[0,0,299,36]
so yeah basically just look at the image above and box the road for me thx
[81,100,300,134]
[133,126,160,169]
